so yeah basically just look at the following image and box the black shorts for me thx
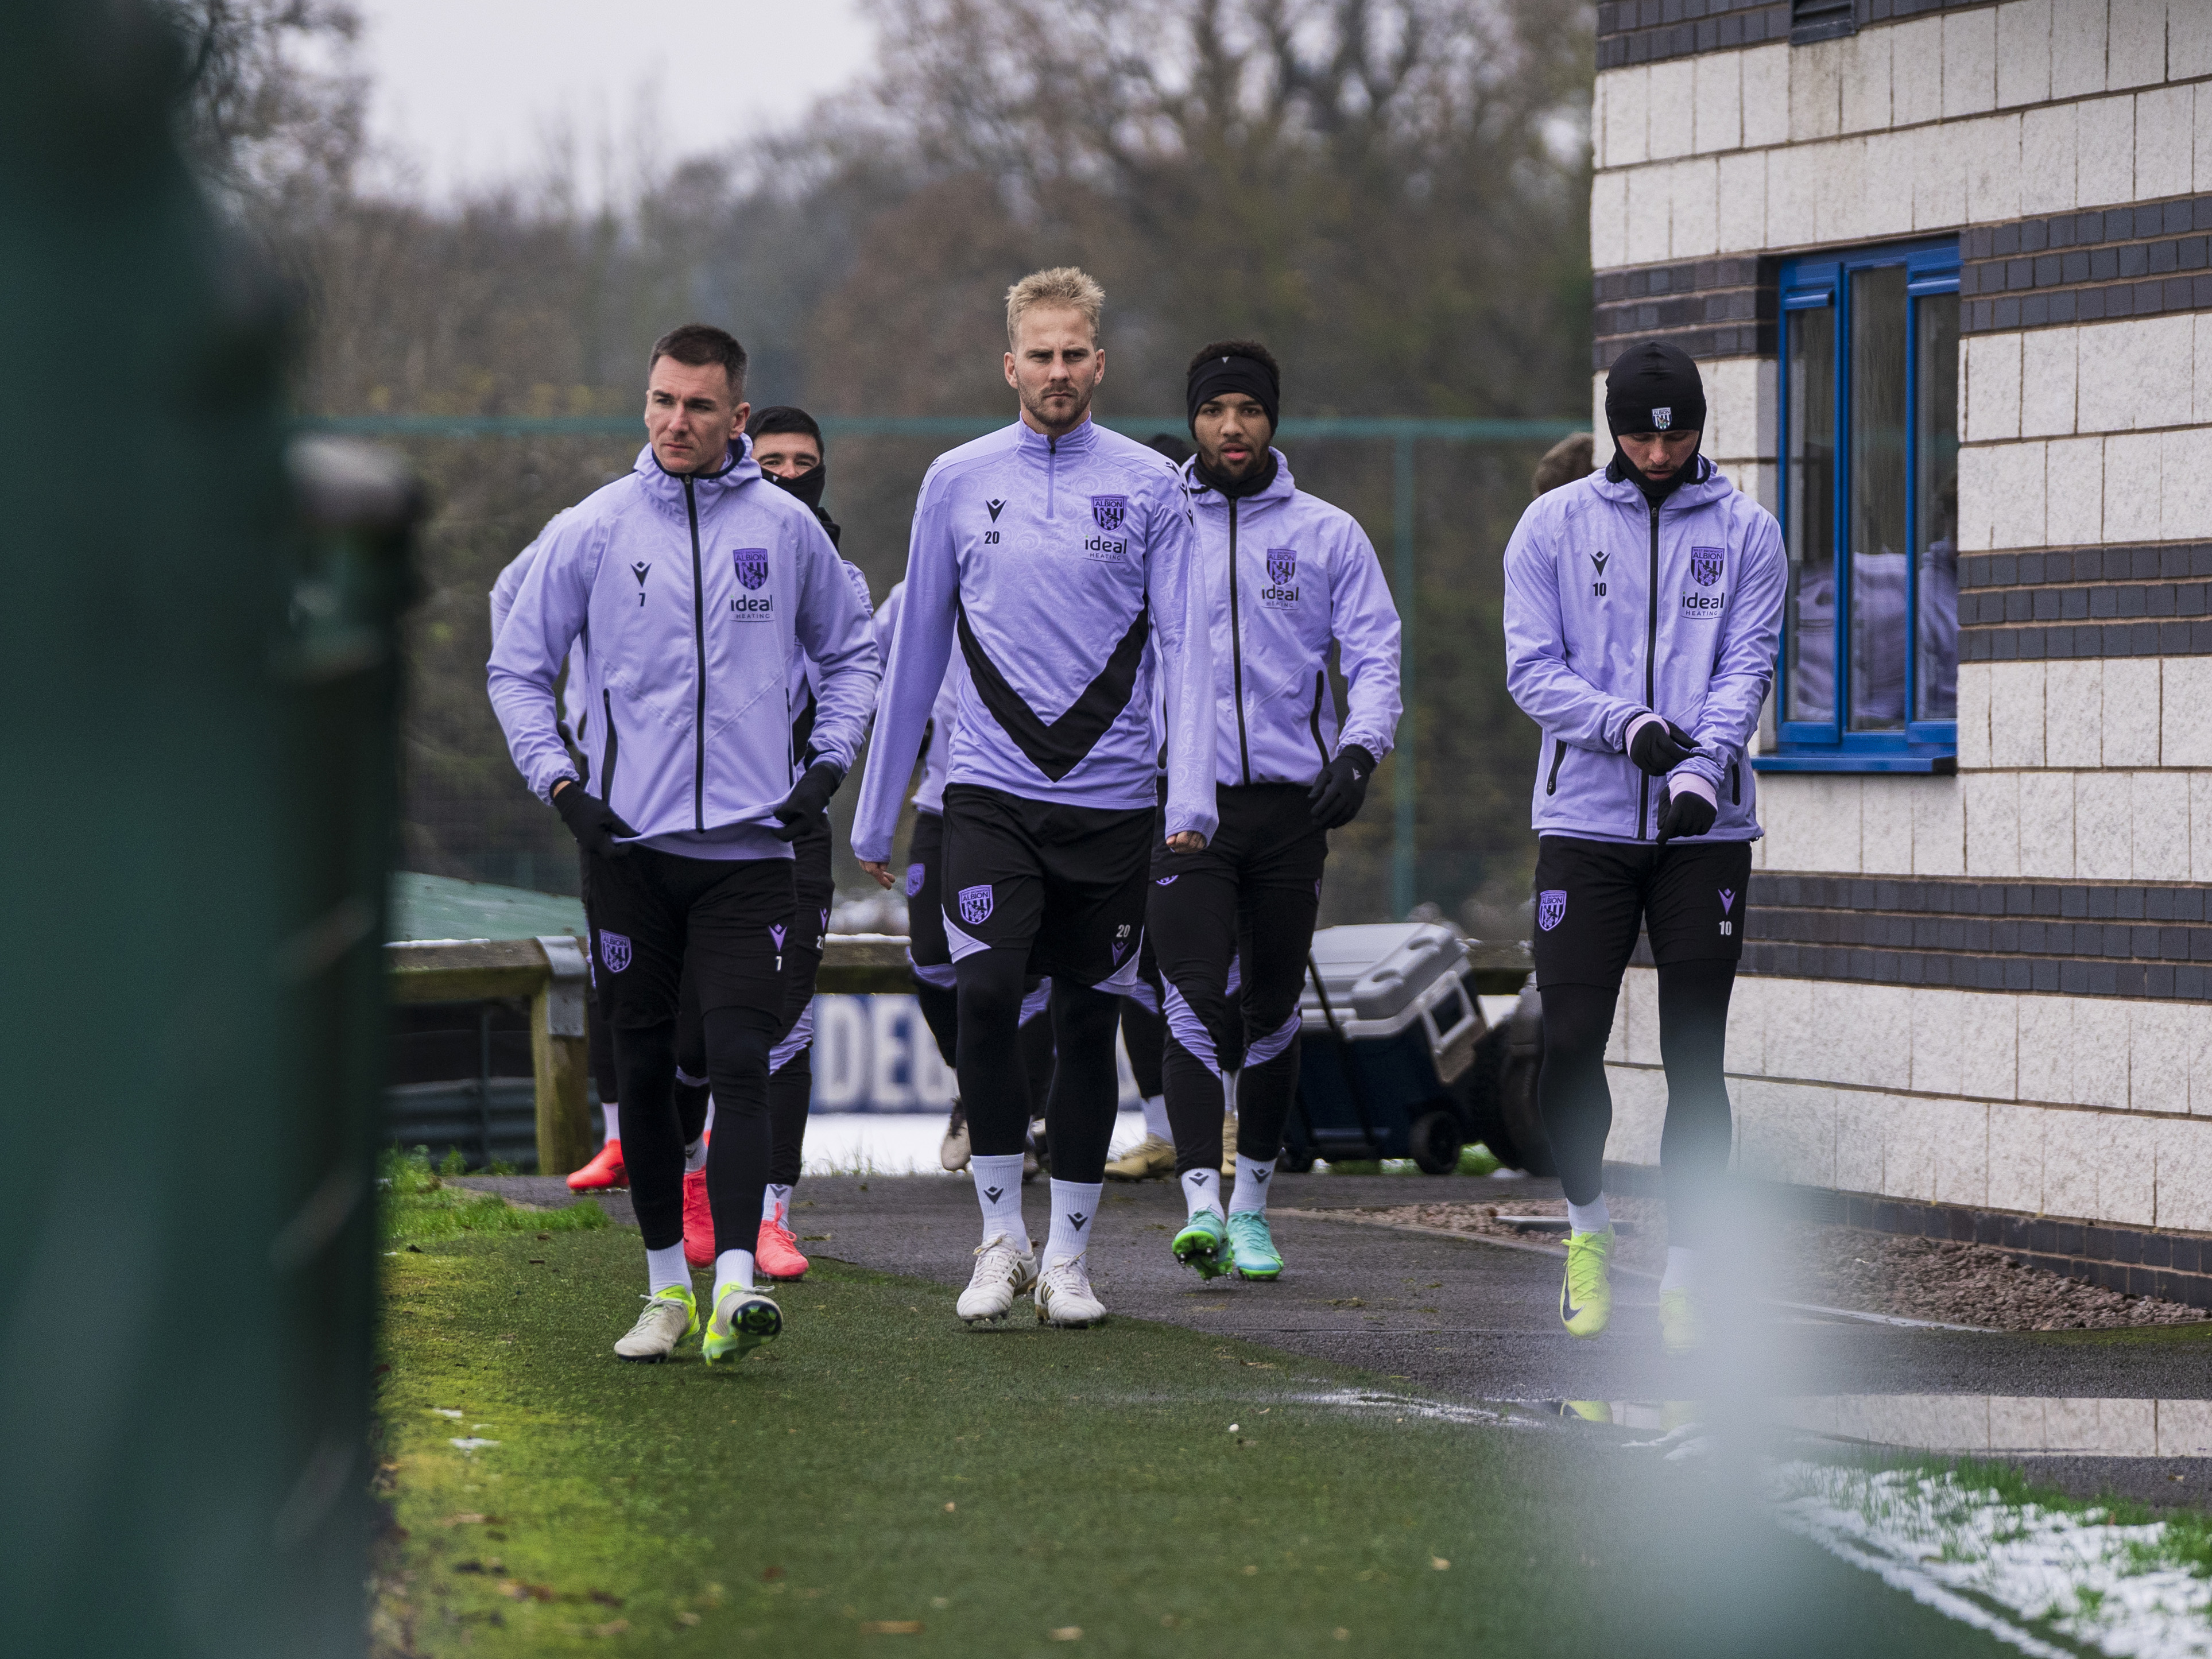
[1529,834,1752,990]
[904,808,951,971]
[586,847,793,1028]
[939,784,1152,989]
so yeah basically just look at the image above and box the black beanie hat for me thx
[1187,351,1280,433]
[1603,340,1706,437]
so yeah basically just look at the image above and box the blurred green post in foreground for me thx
[0,6,416,1653]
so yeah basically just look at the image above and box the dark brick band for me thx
[1959,541,2212,660]
[1961,195,2212,333]
[1591,256,1773,370]
[1706,872,2212,1000]
[1598,0,1993,72]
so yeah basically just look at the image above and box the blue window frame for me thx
[1758,237,1960,774]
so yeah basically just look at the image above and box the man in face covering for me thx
[663,404,874,1289]
[1498,339,1785,1355]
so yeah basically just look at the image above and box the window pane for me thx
[1785,305,1835,724]
[1915,290,1961,722]
[1849,265,1909,731]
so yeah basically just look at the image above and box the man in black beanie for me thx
[1499,339,1785,1354]
[1153,339,1403,1284]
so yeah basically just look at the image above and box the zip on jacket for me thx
[1228,497,1252,784]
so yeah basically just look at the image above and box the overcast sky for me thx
[351,0,879,200]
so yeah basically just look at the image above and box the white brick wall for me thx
[1602,966,2212,1227]
[1957,319,2212,548]
[1593,3,2212,262]
[1758,754,2212,878]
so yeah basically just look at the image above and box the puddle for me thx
[1553,1397,2212,1458]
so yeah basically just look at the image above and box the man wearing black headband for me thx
[1500,339,1785,1354]
[665,404,874,1289]
[1156,340,1403,1285]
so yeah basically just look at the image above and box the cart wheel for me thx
[1279,1144,1317,1175]
[1408,1109,1463,1175]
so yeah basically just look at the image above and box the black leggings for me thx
[616,1003,778,1257]
[1536,959,1735,1246]
[956,950,1118,1183]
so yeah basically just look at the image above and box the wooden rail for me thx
[386,932,914,1175]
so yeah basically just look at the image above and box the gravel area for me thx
[1328,1200,2207,1332]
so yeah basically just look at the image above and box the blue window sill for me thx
[1752,748,1957,775]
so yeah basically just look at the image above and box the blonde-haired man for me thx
[853,268,1218,1327]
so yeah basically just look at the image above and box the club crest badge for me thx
[1652,405,1673,429]
[905,864,925,897]
[1690,546,1724,587]
[958,883,993,926]
[599,931,633,972]
[1266,548,1297,586]
[733,547,770,590]
[1091,494,1128,533]
[1537,890,1568,932]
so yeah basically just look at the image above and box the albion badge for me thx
[1266,548,1296,585]
[599,930,633,972]
[1690,546,1723,587]
[1090,494,1128,533]
[1537,891,1567,932]
[733,547,770,590]
[958,883,994,925]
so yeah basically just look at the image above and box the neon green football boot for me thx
[1172,1209,1235,1280]
[1226,1211,1284,1280]
[1559,1227,1614,1339]
[702,1284,782,1365]
[1660,1286,1703,1354]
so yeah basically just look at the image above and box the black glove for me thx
[1308,744,1376,830]
[552,780,637,856]
[772,759,844,840]
[1628,715,1701,775]
[1655,785,1716,845]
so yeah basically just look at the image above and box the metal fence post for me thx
[1392,431,1417,919]
[532,935,595,1174]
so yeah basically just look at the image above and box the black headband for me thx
[1186,354,1280,433]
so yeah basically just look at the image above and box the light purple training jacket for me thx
[1183,449,1401,787]
[850,416,1217,864]
[488,441,879,854]
[1501,458,1785,844]
[871,579,963,817]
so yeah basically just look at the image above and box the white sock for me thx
[1043,1177,1104,1266]
[645,1243,689,1296]
[1180,1166,1223,1219]
[1141,1093,1169,1140]
[684,1136,708,1175]
[1661,1246,1698,1293]
[970,1154,1028,1247]
[1566,1196,1611,1235]
[601,1101,621,1143]
[1227,1154,1276,1216]
[703,1098,716,1136]
[762,1183,793,1224]
[711,1248,755,1303]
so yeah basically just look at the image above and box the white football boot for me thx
[1034,1254,1106,1328]
[956,1233,1038,1324]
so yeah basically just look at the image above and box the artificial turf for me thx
[372,1210,2016,1658]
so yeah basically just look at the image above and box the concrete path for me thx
[463,1167,2212,1505]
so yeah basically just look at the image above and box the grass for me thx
[372,1215,2015,1658]
[382,1149,611,1247]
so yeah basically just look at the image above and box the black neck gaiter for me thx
[1194,448,1279,501]
[767,462,840,548]
[1605,445,1704,506]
